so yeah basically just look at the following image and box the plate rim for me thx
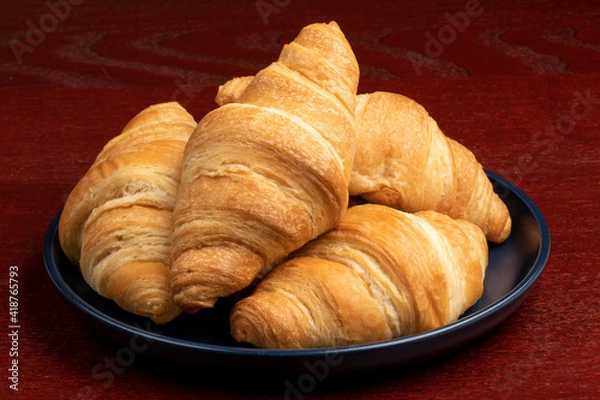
[43,170,551,363]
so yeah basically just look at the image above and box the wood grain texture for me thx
[1,0,598,398]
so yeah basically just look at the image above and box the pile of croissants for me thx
[58,21,511,349]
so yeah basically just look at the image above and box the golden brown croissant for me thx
[230,204,488,349]
[58,102,196,324]
[170,21,359,313]
[217,85,511,243]
[351,91,511,243]
[215,76,253,109]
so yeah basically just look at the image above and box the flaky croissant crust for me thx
[169,21,360,313]
[350,92,511,243]
[216,86,511,244]
[59,102,196,323]
[230,204,488,349]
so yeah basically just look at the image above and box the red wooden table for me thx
[1,1,599,399]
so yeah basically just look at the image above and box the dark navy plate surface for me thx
[43,171,550,376]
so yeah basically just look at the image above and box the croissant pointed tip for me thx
[489,215,512,244]
[327,21,341,30]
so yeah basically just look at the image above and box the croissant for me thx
[230,204,488,349]
[351,91,511,243]
[169,21,360,313]
[216,85,511,243]
[58,102,196,324]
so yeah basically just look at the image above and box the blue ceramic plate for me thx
[43,170,550,377]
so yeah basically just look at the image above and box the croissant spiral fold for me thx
[169,21,360,313]
[230,204,488,349]
[58,102,196,324]
[350,92,511,243]
[216,88,511,244]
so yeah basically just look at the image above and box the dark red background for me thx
[1,1,599,399]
